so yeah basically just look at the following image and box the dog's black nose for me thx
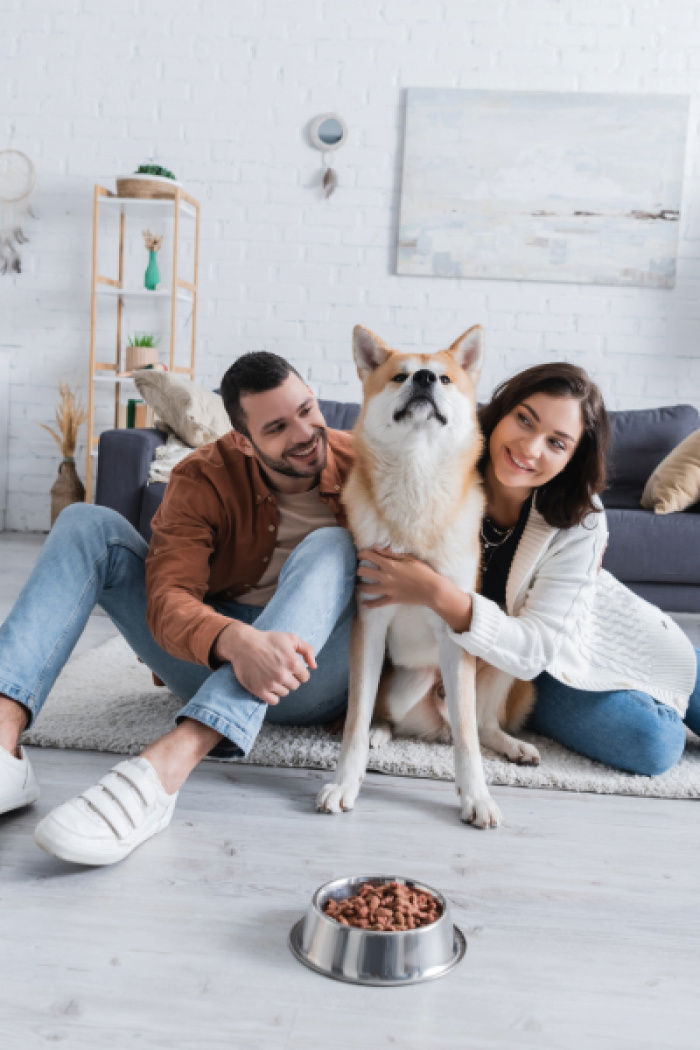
[413,369,436,388]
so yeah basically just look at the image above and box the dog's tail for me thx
[504,679,537,731]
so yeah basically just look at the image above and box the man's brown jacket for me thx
[145,429,355,669]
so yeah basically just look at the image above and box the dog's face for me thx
[352,325,483,450]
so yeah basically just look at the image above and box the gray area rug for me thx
[24,636,700,799]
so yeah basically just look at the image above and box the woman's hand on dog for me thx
[356,545,473,632]
[214,621,317,705]
[357,546,438,608]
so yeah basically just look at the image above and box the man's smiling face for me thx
[230,373,329,489]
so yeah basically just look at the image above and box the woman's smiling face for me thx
[488,392,584,494]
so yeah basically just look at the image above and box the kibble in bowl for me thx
[324,879,443,931]
[290,875,466,985]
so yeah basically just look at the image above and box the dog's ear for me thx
[447,325,484,378]
[353,326,392,381]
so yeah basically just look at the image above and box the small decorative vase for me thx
[50,458,85,527]
[144,250,160,291]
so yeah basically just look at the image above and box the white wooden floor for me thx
[1,533,699,1049]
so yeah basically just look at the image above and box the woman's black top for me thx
[479,494,534,609]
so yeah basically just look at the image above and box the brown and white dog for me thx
[316,325,538,829]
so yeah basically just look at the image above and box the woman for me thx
[357,363,700,776]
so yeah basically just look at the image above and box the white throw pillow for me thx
[147,434,195,485]
[133,370,231,448]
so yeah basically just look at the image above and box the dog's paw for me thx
[511,740,540,766]
[369,725,392,749]
[316,781,359,814]
[434,724,453,745]
[460,795,502,829]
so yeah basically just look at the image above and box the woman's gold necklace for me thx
[480,516,516,570]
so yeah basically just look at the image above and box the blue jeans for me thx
[530,651,700,776]
[0,504,355,759]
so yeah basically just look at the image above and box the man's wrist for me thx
[212,619,254,665]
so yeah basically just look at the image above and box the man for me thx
[0,353,356,865]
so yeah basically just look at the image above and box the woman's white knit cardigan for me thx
[450,498,696,716]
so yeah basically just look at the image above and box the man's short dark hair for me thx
[220,352,303,435]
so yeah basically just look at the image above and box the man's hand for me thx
[214,621,317,705]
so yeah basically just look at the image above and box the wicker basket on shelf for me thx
[116,174,183,200]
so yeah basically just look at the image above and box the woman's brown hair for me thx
[478,362,610,529]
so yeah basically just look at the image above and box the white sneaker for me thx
[0,745,40,815]
[34,757,177,866]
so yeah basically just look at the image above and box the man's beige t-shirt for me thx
[243,484,338,607]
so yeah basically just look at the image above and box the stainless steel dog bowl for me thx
[289,875,466,986]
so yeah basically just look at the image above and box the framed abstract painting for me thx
[397,88,690,288]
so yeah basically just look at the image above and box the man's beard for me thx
[250,427,328,480]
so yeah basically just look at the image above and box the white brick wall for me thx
[2,0,700,528]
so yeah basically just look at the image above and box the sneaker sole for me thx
[0,786,41,816]
[33,805,175,866]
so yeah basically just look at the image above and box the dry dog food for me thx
[323,881,443,931]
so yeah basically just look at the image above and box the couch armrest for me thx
[95,428,167,530]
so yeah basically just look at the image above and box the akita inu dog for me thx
[316,325,538,829]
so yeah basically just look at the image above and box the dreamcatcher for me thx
[0,134,37,275]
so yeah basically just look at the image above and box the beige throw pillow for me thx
[133,370,231,448]
[641,428,700,514]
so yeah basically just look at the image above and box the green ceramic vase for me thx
[144,250,160,291]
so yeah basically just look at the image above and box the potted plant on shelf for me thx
[125,332,160,373]
[39,382,88,526]
[116,163,183,200]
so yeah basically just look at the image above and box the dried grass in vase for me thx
[142,229,163,252]
[40,383,89,525]
[39,382,89,463]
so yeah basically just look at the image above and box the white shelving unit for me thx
[86,184,201,501]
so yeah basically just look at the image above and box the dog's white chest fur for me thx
[350,451,483,639]
[353,485,483,669]
[386,606,441,667]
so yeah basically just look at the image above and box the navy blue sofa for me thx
[95,401,700,613]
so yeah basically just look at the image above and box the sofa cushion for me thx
[134,370,231,448]
[96,427,167,527]
[139,481,166,543]
[601,484,645,511]
[604,404,700,508]
[641,427,700,514]
[318,399,360,430]
[603,507,700,584]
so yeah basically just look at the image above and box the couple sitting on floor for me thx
[0,350,698,866]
